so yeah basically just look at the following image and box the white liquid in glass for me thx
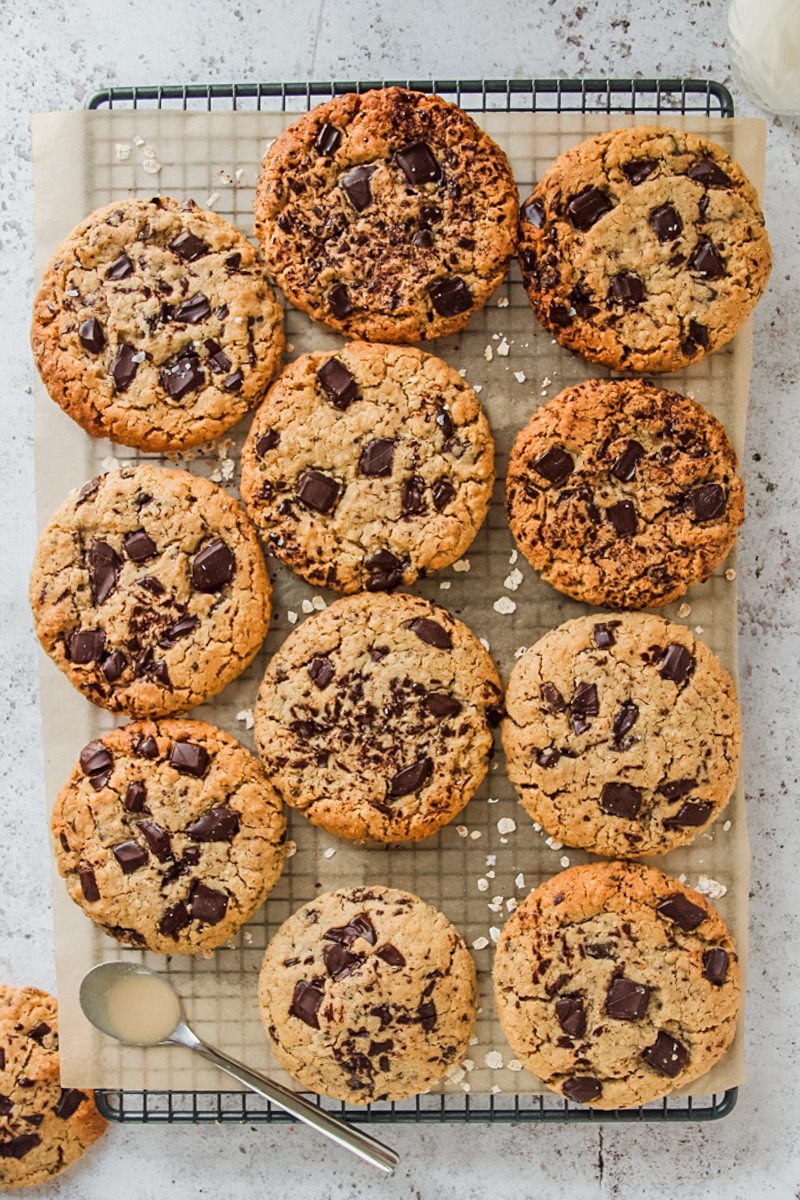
[729,0,800,115]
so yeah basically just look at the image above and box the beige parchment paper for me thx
[30,106,763,1104]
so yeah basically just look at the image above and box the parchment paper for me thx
[30,106,763,1103]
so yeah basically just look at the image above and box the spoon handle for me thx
[169,1024,398,1175]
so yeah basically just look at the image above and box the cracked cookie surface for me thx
[505,378,744,608]
[254,87,518,341]
[493,861,741,1109]
[240,341,494,592]
[518,126,771,373]
[253,591,503,842]
[30,465,270,717]
[502,614,740,857]
[0,985,106,1189]
[259,886,476,1103]
[32,196,284,451]
[52,720,286,955]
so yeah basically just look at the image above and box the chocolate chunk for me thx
[389,756,433,797]
[532,446,573,485]
[170,741,209,777]
[425,692,461,718]
[186,805,240,842]
[0,1133,41,1159]
[169,231,209,262]
[172,292,211,324]
[687,319,709,348]
[608,271,645,307]
[417,999,437,1030]
[622,158,657,186]
[412,228,434,248]
[549,302,572,328]
[537,747,561,769]
[613,701,639,742]
[78,317,105,354]
[600,781,642,819]
[102,650,127,682]
[687,158,732,188]
[377,944,406,967]
[641,1031,688,1077]
[308,656,335,689]
[659,643,694,684]
[110,343,139,392]
[359,438,395,477]
[317,357,360,409]
[401,476,426,515]
[290,980,323,1028]
[189,883,228,925]
[328,283,353,318]
[341,164,376,211]
[567,186,613,231]
[663,801,712,828]
[555,997,586,1038]
[521,198,545,227]
[435,404,454,441]
[296,469,340,514]
[28,1021,51,1045]
[562,1076,602,1103]
[684,483,726,522]
[256,429,279,455]
[124,781,147,812]
[541,682,566,712]
[323,942,361,980]
[106,253,133,280]
[703,947,729,985]
[159,901,191,937]
[324,913,376,946]
[408,617,452,649]
[77,866,100,906]
[571,681,599,717]
[649,203,683,242]
[79,739,113,789]
[607,500,637,537]
[134,734,159,759]
[570,284,599,318]
[0,1095,11,1116]
[205,339,232,373]
[160,350,204,399]
[192,538,235,591]
[112,839,148,874]
[657,892,706,930]
[124,529,156,562]
[397,141,441,185]
[364,548,404,592]
[606,974,651,1020]
[689,237,725,278]
[224,370,244,392]
[611,440,645,482]
[429,277,472,317]
[136,820,172,862]
[68,629,105,663]
[592,623,616,649]
[586,943,614,960]
[158,615,199,647]
[315,123,341,155]
[431,477,455,511]
[659,778,696,800]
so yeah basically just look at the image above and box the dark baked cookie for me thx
[518,126,771,372]
[254,87,518,341]
[505,378,744,608]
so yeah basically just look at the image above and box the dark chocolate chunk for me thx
[532,446,573,485]
[205,339,232,374]
[541,682,566,712]
[136,820,172,862]
[687,319,709,348]
[555,997,586,1038]
[570,284,599,318]
[408,617,452,649]
[134,734,159,759]
[323,942,361,980]
[0,1095,11,1116]
[586,943,614,960]
[412,228,434,248]
[256,429,279,455]
[290,980,323,1028]
[521,198,545,227]
[102,650,127,682]
[657,892,706,930]
[79,865,100,902]
[124,529,156,562]
[359,438,395,477]
[172,292,211,324]
[641,1031,688,1077]
[308,656,335,689]
[607,500,637,537]
[659,643,694,684]
[397,141,441,185]
[611,440,645,482]
[317,357,359,409]
[160,350,204,399]
[537,747,561,769]
[687,158,732,188]
[0,1133,42,1159]
[663,801,712,828]
[600,781,642,819]
[401,476,426,515]
[328,283,353,318]
[189,883,228,925]
[324,913,376,946]
[425,692,461,718]
[192,538,235,592]
[689,237,725,279]
[417,999,437,1030]
[389,756,433,797]
[78,317,105,354]
[608,271,645,307]
[562,1076,602,1103]
[296,469,340,514]
[429,277,472,317]
[659,778,697,800]
[364,548,404,591]
[613,701,639,742]
[606,974,651,1020]
[110,343,139,392]
[67,629,105,664]
[649,203,683,242]
[315,123,341,156]
[170,741,210,777]
[622,158,657,186]
[223,370,243,392]
[112,839,148,874]
[124,781,147,813]
[28,1021,51,1045]
[158,615,199,647]
[341,164,377,211]
[702,947,729,986]
[684,483,726,522]
[567,186,613,231]
[169,231,210,262]
[186,805,240,842]
[159,901,191,937]
[431,477,455,511]
[435,404,454,440]
[549,302,572,328]
[592,623,617,649]
[377,944,406,967]
[79,739,113,789]
[571,681,599,717]
[106,253,133,280]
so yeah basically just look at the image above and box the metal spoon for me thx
[79,961,398,1175]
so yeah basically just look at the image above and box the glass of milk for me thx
[728,0,800,115]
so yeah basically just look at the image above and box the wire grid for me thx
[69,78,740,1124]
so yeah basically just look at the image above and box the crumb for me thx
[678,602,691,618]
[453,558,471,572]
[485,1051,504,1070]
[504,568,523,592]
[285,841,297,858]
[311,595,326,611]
[496,338,510,357]
[439,580,451,590]
[235,708,254,730]
[493,596,516,615]
[497,296,509,308]
[484,345,494,362]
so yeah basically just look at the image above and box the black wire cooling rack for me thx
[85,76,737,1126]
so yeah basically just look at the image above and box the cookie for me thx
[254,87,518,342]
[52,719,286,954]
[240,342,495,592]
[518,126,771,372]
[502,614,740,857]
[253,591,503,842]
[0,985,106,1189]
[30,465,270,717]
[505,378,744,608]
[259,886,476,1103]
[493,861,741,1109]
[31,196,284,451]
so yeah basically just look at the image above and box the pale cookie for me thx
[0,986,106,1189]
[505,378,744,609]
[30,465,270,717]
[254,591,503,842]
[259,886,477,1103]
[255,87,518,341]
[493,861,741,1109]
[32,196,285,451]
[518,126,771,372]
[240,341,494,592]
[52,720,286,954]
[502,614,741,857]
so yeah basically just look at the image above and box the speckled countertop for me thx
[1,1,798,1197]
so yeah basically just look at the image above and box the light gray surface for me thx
[1,1,798,1197]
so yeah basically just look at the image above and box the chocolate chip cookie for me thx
[493,861,741,1109]
[0,985,106,1189]
[505,378,744,608]
[240,342,494,592]
[254,87,518,341]
[30,465,270,716]
[259,886,476,1103]
[254,591,503,842]
[502,614,741,858]
[52,719,286,954]
[518,126,771,372]
[32,196,284,451]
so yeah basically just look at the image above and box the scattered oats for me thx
[311,595,326,611]
[301,599,314,614]
[560,855,570,868]
[477,878,489,892]
[725,568,736,581]
[545,836,563,850]
[323,847,336,859]
[132,135,145,146]
[142,158,162,174]
[506,897,517,912]
[453,558,471,572]
[697,875,727,899]
[504,568,523,592]
[695,625,704,635]
[497,296,509,308]
[497,817,516,836]
[218,168,235,185]
[723,820,732,832]
[479,637,490,652]
[487,795,501,804]
[439,580,451,590]
[507,1059,523,1072]
[115,142,131,160]
[515,872,525,889]
[678,603,691,618]
[456,825,469,838]
[493,596,516,615]
[514,371,526,384]
[470,829,482,840]
[206,192,220,208]
[100,455,120,472]
[484,344,494,362]
[472,936,489,950]
[485,1051,504,1070]
[287,610,298,624]
[236,708,254,730]
[496,338,510,357]
[489,926,501,943]
[285,840,297,858]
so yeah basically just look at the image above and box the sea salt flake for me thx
[439,580,451,590]
[472,936,489,950]
[311,595,326,610]
[323,847,336,859]
[487,795,500,804]
[115,142,131,160]
[486,870,495,880]
[484,345,494,362]
[515,873,525,889]
[493,596,516,615]
[236,708,254,730]
[132,135,145,146]
[489,926,501,943]
[504,568,523,591]
[206,192,220,208]
[545,836,563,850]
[445,1065,465,1084]
[453,558,471,572]
[457,825,468,838]
[507,1059,523,1072]
[462,1059,474,1072]
[486,854,497,866]
[723,820,732,831]
[142,159,161,174]
[301,599,314,614]
[497,817,516,836]
[506,898,517,911]
[477,878,489,892]
[287,610,298,624]
[697,875,727,899]
[509,548,518,565]
[470,830,482,840]
[496,338,510,357]
[100,455,120,473]
[560,855,570,868]
[725,568,736,581]
[541,376,552,387]
[514,371,526,384]
[485,1051,504,1069]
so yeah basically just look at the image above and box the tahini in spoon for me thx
[79,961,398,1175]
